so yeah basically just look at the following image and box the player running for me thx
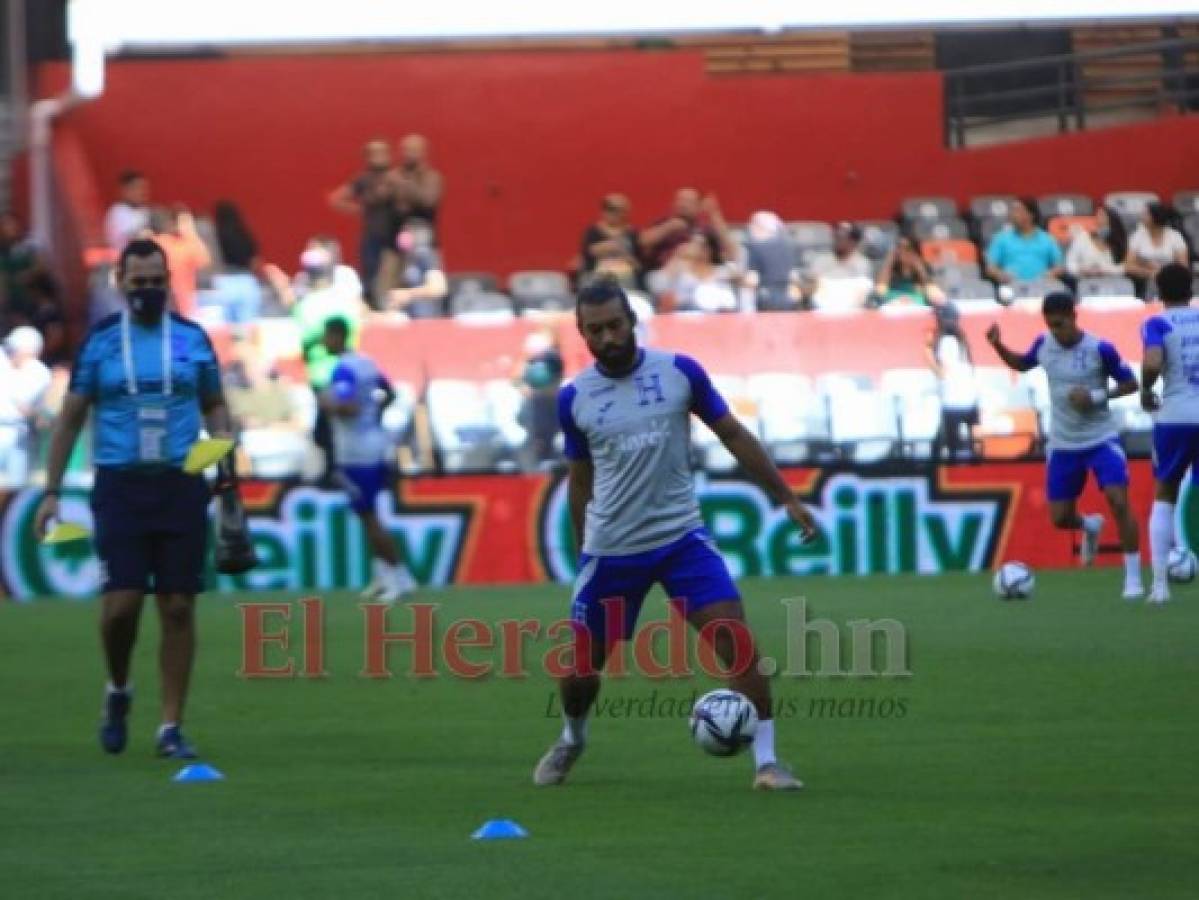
[321,317,415,603]
[533,277,817,791]
[987,291,1142,598]
[1139,263,1198,605]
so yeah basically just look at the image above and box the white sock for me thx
[1150,501,1175,588]
[157,722,178,738]
[752,718,777,769]
[561,714,588,747]
[106,681,130,696]
[1123,552,1143,586]
[1083,513,1103,534]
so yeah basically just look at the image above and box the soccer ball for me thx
[689,689,758,757]
[993,561,1035,600]
[1166,547,1197,583]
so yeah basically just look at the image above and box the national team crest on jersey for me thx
[558,349,731,556]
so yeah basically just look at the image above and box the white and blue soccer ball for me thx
[689,689,758,757]
[1166,547,1197,583]
[993,561,1035,600]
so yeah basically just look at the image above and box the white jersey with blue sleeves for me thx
[558,348,730,556]
[1019,331,1135,450]
[328,351,391,467]
[1142,306,1199,425]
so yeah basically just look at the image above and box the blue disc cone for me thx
[471,819,528,840]
[173,763,225,783]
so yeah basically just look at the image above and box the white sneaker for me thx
[1148,585,1171,605]
[377,565,416,605]
[1080,514,1104,567]
[359,564,386,600]
[1122,582,1144,601]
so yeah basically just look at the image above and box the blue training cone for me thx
[471,819,528,840]
[173,763,225,783]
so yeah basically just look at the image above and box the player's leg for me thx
[1092,440,1142,597]
[343,464,414,602]
[661,529,802,791]
[534,553,651,786]
[1046,448,1103,564]
[91,469,151,754]
[148,472,209,758]
[153,592,197,759]
[1147,425,1194,602]
[98,590,146,753]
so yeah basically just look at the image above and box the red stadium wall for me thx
[37,51,1199,278]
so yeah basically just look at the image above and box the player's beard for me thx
[597,335,637,374]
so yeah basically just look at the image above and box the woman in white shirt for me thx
[667,232,739,313]
[1124,202,1190,287]
[1065,206,1128,278]
[925,303,979,461]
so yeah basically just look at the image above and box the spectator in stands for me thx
[392,134,444,240]
[8,269,67,367]
[148,206,211,319]
[0,326,52,486]
[1065,206,1128,279]
[382,220,449,318]
[578,194,640,287]
[925,303,979,461]
[329,139,400,304]
[984,197,1064,286]
[515,328,565,471]
[287,236,363,305]
[639,188,735,273]
[805,222,873,310]
[873,233,945,307]
[664,232,739,313]
[284,243,365,478]
[1124,201,1190,292]
[223,333,312,477]
[743,211,799,311]
[204,201,264,324]
[0,211,41,320]
[104,170,151,252]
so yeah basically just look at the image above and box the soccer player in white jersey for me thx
[987,292,1143,598]
[321,318,415,603]
[533,278,818,791]
[1140,264,1199,604]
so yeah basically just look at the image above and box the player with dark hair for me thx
[34,238,232,758]
[321,316,415,602]
[987,292,1142,598]
[1140,263,1199,603]
[533,276,817,791]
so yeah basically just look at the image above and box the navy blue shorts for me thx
[90,467,211,594]
[336,464,389,514]
[1152,424,1199,485]
[570,528,740,646]
[1045,439,1129,502]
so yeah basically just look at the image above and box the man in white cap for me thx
[0,326,51,486]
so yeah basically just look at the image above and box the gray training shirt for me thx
[1019,331,1135,450]
[558,348,730,556]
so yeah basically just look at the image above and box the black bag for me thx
[213,457,259,575]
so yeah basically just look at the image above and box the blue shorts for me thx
[336,464,389,514]
[90,467,211,594]
[1046,439,1129,502]
[1152,424,1199,485]
[570,528,739,646]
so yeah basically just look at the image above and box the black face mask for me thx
[128,287,168,320]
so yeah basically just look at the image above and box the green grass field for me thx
[2,572,1197,899]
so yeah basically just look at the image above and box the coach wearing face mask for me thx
[35,238,233,761]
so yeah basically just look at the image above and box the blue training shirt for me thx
[69,313,222,468]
